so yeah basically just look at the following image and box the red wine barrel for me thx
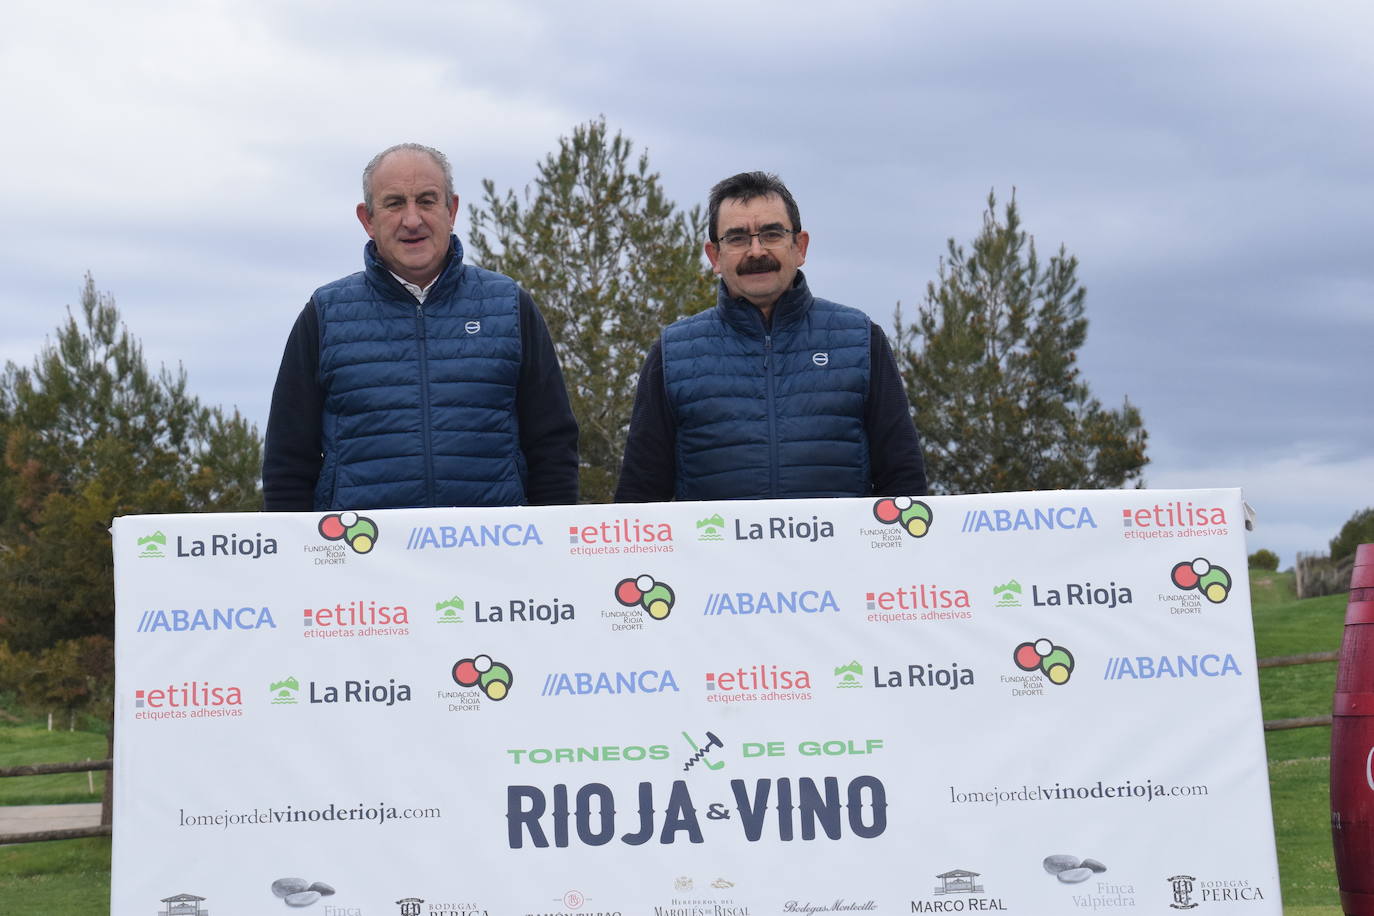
[1332,543,1374,914]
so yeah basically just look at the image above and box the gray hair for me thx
[361,143,454,215]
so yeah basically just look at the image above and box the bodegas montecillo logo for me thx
[615,574,675,621]
[318,511,378,554]
[872,496,933,537]
[1170,557,1232,604]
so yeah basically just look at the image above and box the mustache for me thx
[736,255,780,275]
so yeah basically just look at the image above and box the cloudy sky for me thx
[2,0,1369,565]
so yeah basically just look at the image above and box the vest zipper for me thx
[416,303,435,505]
[764,332,779,497]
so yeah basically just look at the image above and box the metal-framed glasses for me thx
[717,228,797,252]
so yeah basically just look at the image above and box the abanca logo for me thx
[405,522,541,551]
[136,606,276,633]
[961,506,1096,534]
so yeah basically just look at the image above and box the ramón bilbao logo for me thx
[873,497,933,538]
[614,575,676,621]
[318,512,378,554]
[1170,558,1232,604]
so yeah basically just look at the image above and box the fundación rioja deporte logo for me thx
[318,511,378,554]
[1170,557,1232,604]
[1013,638,1075,685]
[453,654,514,701]
[873,496,933,538]
[615,574,676,621]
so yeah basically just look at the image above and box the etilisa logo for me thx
[1014,638,1075,685]
[702,588,839,617]
[706,664,812,703]
[960,504,1097,534]
[136,605,276,634]
[541,668,679,697]
[303,599,410,638]
[1170,558,1233,604]
[864,581,972,622]
[568,516,673,556]
[134,681,244,721]
[1122,499,1229,542]
[1104,653,1242,680]
[138,531,167,558]
[405,520,541,551]
[319,511,378,554]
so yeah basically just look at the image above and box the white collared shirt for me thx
[392,272,438,304]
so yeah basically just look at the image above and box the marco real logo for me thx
[568,516,673,556]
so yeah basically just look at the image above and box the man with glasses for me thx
[615,171,927,502]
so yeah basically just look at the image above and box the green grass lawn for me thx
[0,569,1353,913]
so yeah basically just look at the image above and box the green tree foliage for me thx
[893,192,1148,494]
[0,276,261,656]
[468,118,715,501]
[1248,549,1280,571]
[1331,507,1374,563]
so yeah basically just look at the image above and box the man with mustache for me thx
[264,142,578,510]
[615,171,926,502]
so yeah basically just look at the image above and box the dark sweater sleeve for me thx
[613,341,677,503]
[517,290,580,505]
[263,302,324,510]
[866,322,929,496]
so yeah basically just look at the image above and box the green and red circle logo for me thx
[453,654,514,701]
[1171,557,1231,604]
[873,497,933,538]
[318,512,379,554]
[1014,638,1075,685]
[615,574,675,621]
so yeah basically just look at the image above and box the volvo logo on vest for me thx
[464,320,481,334]
[812,352,829,366]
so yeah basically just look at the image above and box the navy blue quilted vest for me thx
[661,276,871,500]
[312,238,525,509]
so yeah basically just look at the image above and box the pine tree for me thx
[893,192,1147,494]
[0,275,261,653]
[468,118,715,501]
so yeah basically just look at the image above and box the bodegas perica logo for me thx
[873,497,933,538]
[318,511,379,554]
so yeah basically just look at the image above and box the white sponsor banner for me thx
[112,489,1280,915]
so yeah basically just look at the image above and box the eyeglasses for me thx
[716,228,797,252]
